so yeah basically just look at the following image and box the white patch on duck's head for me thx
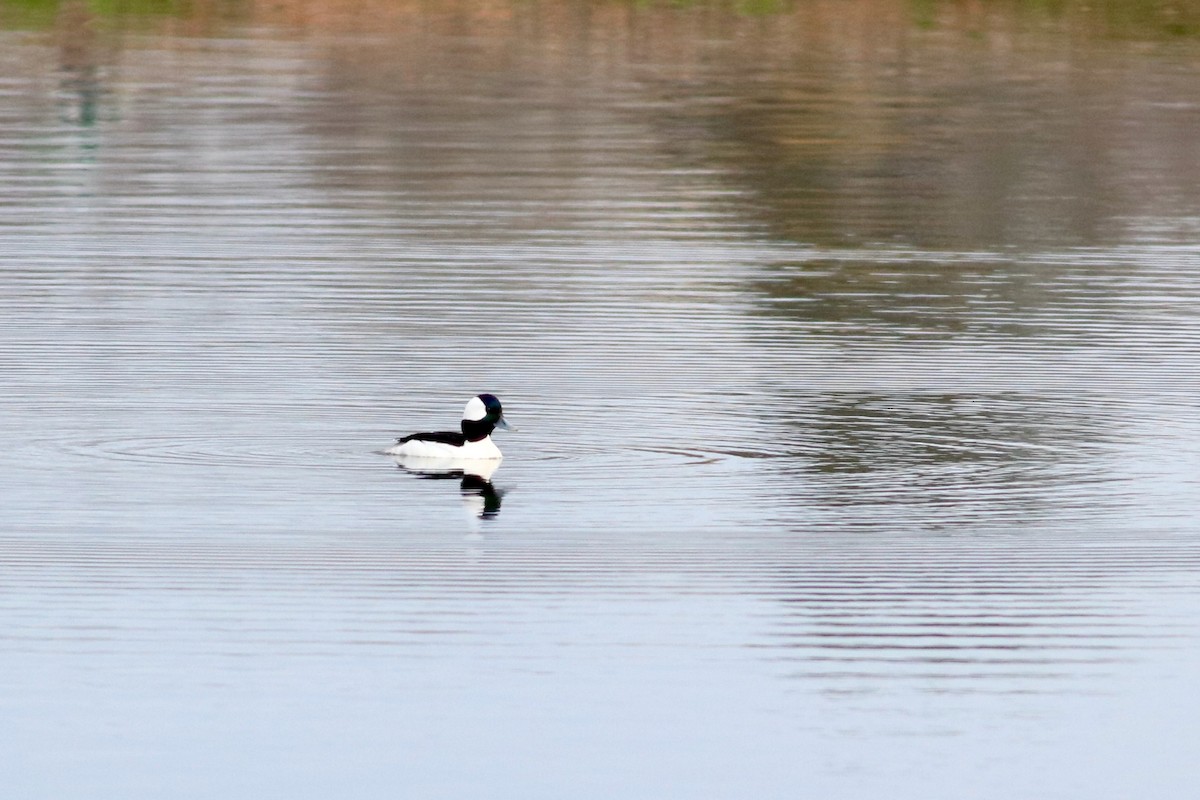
[463,395,488,421]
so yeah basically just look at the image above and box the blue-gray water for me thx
[3,2,1200,797]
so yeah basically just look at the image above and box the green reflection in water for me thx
[2,0,1194,36]
[628,0,1200,37]
[0,0,60,28]
[0,0,190,29]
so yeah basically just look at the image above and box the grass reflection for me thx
[2,0,190,29]
[0,0,1197,37]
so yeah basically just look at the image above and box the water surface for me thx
[3,2,1200,797]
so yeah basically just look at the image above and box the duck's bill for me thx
[496,415,515,431]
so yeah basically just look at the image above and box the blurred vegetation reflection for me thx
[6,0,1200,33]
[11,0,1200,250]
[11,0,1197,251]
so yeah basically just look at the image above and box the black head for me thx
[480,394,502,417]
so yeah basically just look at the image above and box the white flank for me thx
[386,436,502,459]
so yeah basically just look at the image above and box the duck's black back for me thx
[396,431,467,446]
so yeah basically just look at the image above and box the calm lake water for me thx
[4,1,1200,796]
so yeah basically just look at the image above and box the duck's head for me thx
[461,393,513,440]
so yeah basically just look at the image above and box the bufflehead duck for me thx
[387,394,512,459]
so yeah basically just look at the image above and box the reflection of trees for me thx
[27,0,1197,252]
[674,9,1200,249]
[695,73,1113,249]
[229,0,1199,251]
[57,1,101,126]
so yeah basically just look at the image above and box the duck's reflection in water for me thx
[393,457,504,521]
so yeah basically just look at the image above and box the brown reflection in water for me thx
[21,0,1200,249]
[695,41,1200,248]
[56,0,102,126]
[226,0,1200,250]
